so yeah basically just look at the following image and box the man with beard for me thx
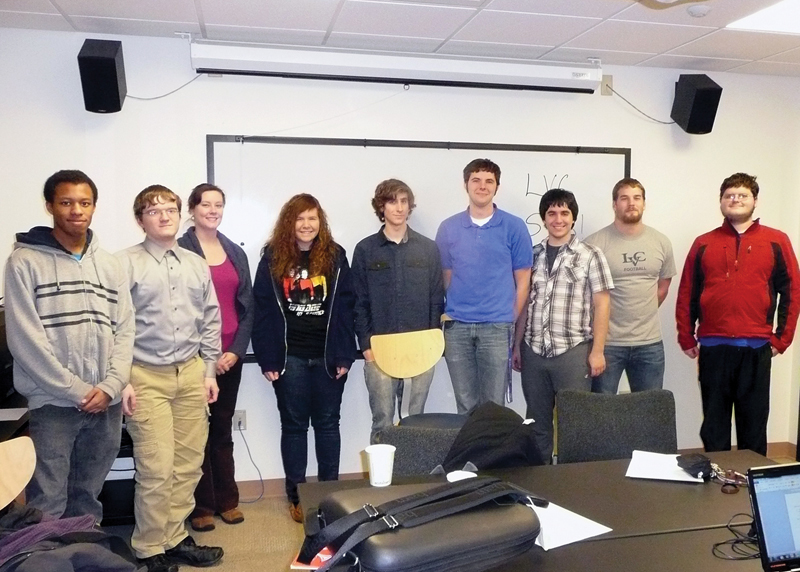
[585,178,676,394]
[676,173,800,456]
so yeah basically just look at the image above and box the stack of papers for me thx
[625,450,704,483]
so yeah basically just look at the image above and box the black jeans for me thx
[698,343,771,456]
[273,356,346,504]
[192,360,244,517]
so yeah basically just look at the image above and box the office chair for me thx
[555,389,678,464]
[374,424,461,476]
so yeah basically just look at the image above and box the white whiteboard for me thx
[208,136,630,274]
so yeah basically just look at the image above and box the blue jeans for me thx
[443,321,512,414]
[364,360,435,444]
[273,356,346,504]
[26,403,122,521]
[592,341,666,394]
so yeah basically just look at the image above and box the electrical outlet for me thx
[233,410,247,431]
[601,75,613,96]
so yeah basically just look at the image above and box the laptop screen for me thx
[748,464,800,571]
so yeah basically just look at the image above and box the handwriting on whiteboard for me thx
[525,173,584,239]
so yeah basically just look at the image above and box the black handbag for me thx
[298,477,543,572]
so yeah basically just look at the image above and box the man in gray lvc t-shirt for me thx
[584,178,676,394]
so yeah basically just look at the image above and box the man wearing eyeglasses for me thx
[117,186,223,572]
[676,173,800,457]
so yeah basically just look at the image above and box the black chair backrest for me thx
[556,389,678,464]
[374,426,461,476]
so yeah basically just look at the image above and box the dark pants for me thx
[273,356,346,505]
[520,341,592,462]
[192,360,244,518]
[698,344,771,456]
[26,403,122,521]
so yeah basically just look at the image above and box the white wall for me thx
[2,28,800,481]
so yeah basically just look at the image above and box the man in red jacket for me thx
[676,173,800,456]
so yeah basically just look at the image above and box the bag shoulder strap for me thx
[297,476,500,564]
[316,480,534,572]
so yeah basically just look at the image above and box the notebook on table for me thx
[748,463,800,571]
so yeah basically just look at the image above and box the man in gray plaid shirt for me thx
[512,188,613,462]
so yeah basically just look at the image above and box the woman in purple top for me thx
[177,183,254,532]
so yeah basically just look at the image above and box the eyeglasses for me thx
[722,193,753,202]
[144,208,180,217]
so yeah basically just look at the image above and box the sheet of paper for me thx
[625,450,704,483]
[532,502,612,550]
[0,408,27,422]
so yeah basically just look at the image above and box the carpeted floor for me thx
[103,495,306,572]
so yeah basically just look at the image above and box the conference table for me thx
[298,449,769,572]
[0,392,29,443]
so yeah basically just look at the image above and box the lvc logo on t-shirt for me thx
[621,251,647,271]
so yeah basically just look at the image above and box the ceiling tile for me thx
[400,0,483,5]
[765,46,800,64]
[455,11,599,45]
[543,47,654,66]
[642,54,749,72]
[70,16,200,37]
[326,32,442,52]
[2,1,59,14]
[54,0,198,22]
[334,0,474,38]
[199,0,341,30]
[487,0,635,18]
[728,60,800,77]
[438,40,552,60]
[204,25,326,45]
[0,10,72,30]
[670,29,800,60]
[612,0,784,28]
[566,20,712,53]
[1,0,799,79]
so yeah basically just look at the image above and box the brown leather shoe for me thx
[190,515,216,532]
[219,507,244,524]
[289,503,303,523]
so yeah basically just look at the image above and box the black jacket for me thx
[351,226,444,351]
[251,244,356,378]
[177,227,254,359]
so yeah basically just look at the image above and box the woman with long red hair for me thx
[251,194,356,523]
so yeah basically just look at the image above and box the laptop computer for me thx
[748,463,800,571]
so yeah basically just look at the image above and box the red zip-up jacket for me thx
[676,218,800,354]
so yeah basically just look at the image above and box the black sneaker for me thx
[165,536,224,567]
[139,554,178,572]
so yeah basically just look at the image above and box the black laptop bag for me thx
[298,477,542,572]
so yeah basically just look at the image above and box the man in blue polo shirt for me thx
[435,158,533,414]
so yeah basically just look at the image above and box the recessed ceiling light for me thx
[727,0,800,35]
[687,5,711,17]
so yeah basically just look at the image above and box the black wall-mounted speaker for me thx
[77,39,127,114]
[670,74,722,135]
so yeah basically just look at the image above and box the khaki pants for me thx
[128,356,208,559]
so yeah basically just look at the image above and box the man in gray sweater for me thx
[3,170,135,521]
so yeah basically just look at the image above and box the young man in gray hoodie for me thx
[3,169,135,521]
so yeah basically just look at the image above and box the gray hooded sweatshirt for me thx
[3,227,135,409]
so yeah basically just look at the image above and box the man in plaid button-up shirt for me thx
[512,188,613,462]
